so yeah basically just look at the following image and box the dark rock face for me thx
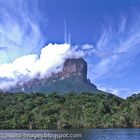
[10,58,97,93]
[62,58,87,81]
[51,58,87,81]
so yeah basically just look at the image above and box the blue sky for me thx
[0,0,140,98]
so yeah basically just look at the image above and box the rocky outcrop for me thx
[62,58,87,81]
[51,58,87,81]
[10,58,98,93]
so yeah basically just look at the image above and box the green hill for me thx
[0,91,140,129]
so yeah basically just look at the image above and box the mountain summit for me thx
[10,58,98,93]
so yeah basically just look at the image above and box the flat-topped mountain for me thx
[10,58,98,93]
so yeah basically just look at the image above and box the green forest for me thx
[0,91,140,129]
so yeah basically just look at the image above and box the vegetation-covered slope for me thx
[0,92,140,129]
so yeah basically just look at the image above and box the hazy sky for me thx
[0,0,140,98]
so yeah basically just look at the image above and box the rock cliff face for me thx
[61,58,87,81]
[10,58,98,93]
[50,58,87,81]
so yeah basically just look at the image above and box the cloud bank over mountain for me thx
[0,43,86,90]
[0,0,140,97]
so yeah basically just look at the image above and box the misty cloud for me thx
[88,16,140,81]
[0,44,71,89]
[0,0,45,64]
[0,43,87,90]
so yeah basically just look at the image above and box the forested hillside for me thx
[0,92,140,129]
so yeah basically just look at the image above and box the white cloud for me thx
[0,43,85,90]
[82,44,94,50]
